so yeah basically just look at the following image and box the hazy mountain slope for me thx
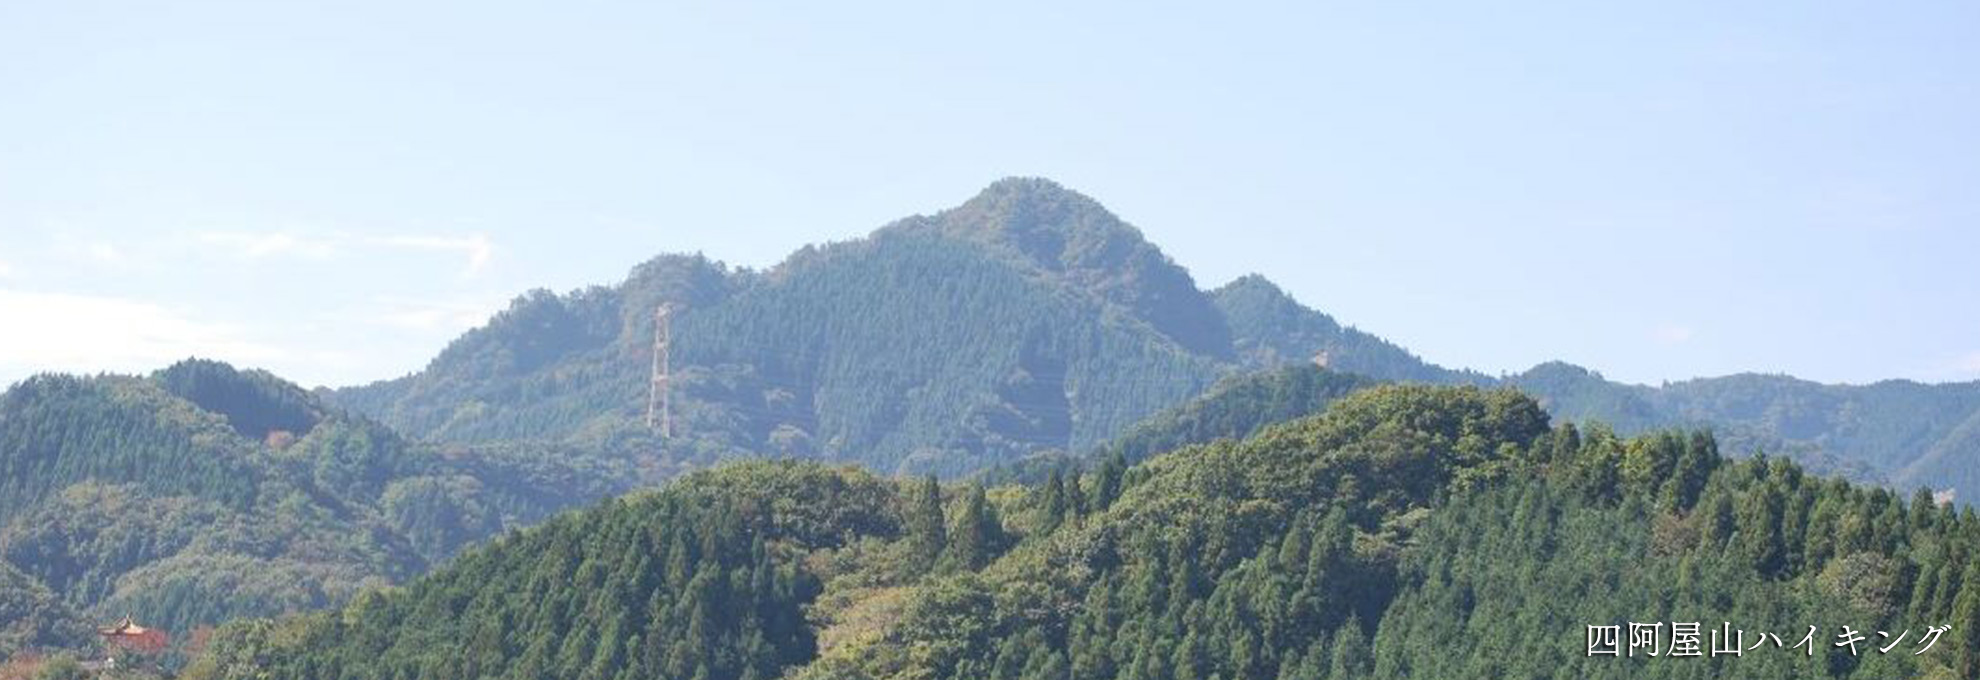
[1211,274,1480,383]
[327,177,1978,495]
[327,254,742,452]
[0,360,632,637]
[331,180,1235,476]
[981,364,1381,485]
[902,177,1234,359]
[1089,363,1379,466]
[325,179,1488,478]
[1511,362,1980,496]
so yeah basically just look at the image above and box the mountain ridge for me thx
[0,359,636,639]
[321,176,1980,499]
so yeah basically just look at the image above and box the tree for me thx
[943,483,1003,572]
[908,475,947,569]
[1736,484,1786,578]
[1092,453,1127,512]
[1329,618,1371,679]
[1955,562,1980,678]
[33,656,87,680]
[1039,471,1069,535]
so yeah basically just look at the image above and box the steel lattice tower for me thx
[646,305,673,437]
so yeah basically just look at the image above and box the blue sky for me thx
[2,0,1976,388]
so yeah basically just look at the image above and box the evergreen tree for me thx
[1328,618,1371,679]
[1039,471,1069,535]
[909,475,947,569]
[942,483,1003,572]
[1955,561,1980,678]
[1092,452,1127,512]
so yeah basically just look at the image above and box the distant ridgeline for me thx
[331,177,1980,500]
[182,386,1980,680]
[327,178,1474,480]
[8,178,1980,672]
[0,359,636,649]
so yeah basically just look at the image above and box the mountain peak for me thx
[963,176,1110,212]
[1215,273,1291,300]
[907,178,1233,357]
[931,177,1134,262]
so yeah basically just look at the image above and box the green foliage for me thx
[907,475,948,570]
[181,462,902,680]
[0,375,265,519]
[1096,364,1378,468]
[805,385,1554,678]
[980,364,1378,488]
[31,654,87,680]
[817,386,1978,679]
[154,359,324,441]
[177,383,1980,679]
[941,483,1004,573]
[1511,362,1980,497]
[0,561,89,661]
[0,365,637,644]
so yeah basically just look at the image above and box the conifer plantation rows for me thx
[181,386,1980,679]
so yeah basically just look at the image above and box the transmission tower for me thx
[646,304,674,437]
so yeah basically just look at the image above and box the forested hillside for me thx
[326,178,1980,502]
[1511,362,1980,498]
[12,178,1980,675]
[187,385,1980,679]
[1210,275,1479,385]
[982,364,1378,485]
[0,360,634,649]
[181,462,905,680]
[329,179,1448,478]
[0,561,89,660]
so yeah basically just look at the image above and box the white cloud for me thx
[85,241,128,264]
[196,231,342,259]
[1653,324,1696,345]
[191,230,494,276]
[1955,351,1980,376]
[368,234,495,276]
[0,289,286,382]
[0,258,13,279]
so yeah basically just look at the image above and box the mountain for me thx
[905,178,1235,359]
[186,385,1980,679]
[0,359,634,640]
[1211,274,1478,384]
[327,179,1468,478]
[980,363,1380,485]
[11,178,1980,675]
[1509,362,1980,497]
[329,177,1980,501]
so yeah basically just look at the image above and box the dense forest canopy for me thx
[182,385,1980,679]
[980,363,1379,486]
[0,361,636,655]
